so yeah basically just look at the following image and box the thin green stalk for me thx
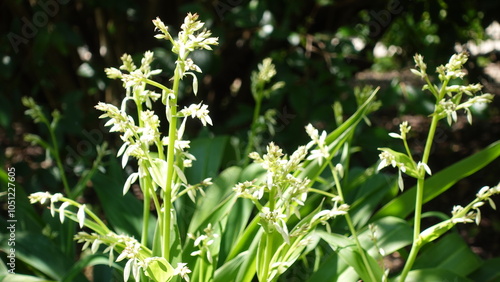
[308,187,337,198]
[399,113,440,281]
[402,138,414,163]
[199,253,205,282]
[162,64,182,260]
[260,182,277,280]
[244,95,263,165]
[48,127,71,196]
[331,163,377,282]
[140,176,151,247]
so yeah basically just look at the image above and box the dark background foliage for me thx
[1,0,500,278]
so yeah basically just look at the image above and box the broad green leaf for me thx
[144,257,174,281]
[256,231,282,282]
[346,171,398,229]
[214,251,248,281]
[358,216,413,257]
[298,88,379,183]
[317,230,384,281]
[314,217,412,281]
[92,159,155,239]
[235,232,260,282]
[187,166,242,233]
[1,274,56,282]
[0,169,44,233]
[469,257,500,281]
[412,233,482,277]
[148,158,168,190]
[308,250,358,282]
[401,268,472,282]
[372,141,500,221]
[0,233,74,281]
[185,136,229,183]
[62,254,120,282]
[218,197,254,264]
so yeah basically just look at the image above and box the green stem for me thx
[140,176,151,247]
[162,64,182,260]
[243,95,262,165]
[331,163,377,282]
[399,113,440,281]
[308,187,337,198]
[403,138,414,163]
[48,126,71,196]
[199,252,205,282]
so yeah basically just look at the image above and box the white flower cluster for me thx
[388,121,411,140]
[153,13,218,92]
[311,198,349,226]
[187,223,219,264]
[29,192,87,228]
[411,52,493,126]
[95,101,159,168]
[305,123,329,165]
[452,184,500,225]
[105,51,162,90]
[179,102,213,126]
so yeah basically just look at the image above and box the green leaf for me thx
[308,250,358,282]
[144,257,174,281]
[317,230,384,281]
[0,274,56,282]
[0,169,44,233]
[346,171,398,228]
[469,257,500,281]
[92,159,154,239]
[372,140,500,221]
[214,251,248,281]
[299,87,379,183]
[148,158,168,190]
[187,166,242,233]
[377,147,419,178]
[412,233,482,277]
[0,233,74,281]
[185,136,229,183]
[62,254,120,282]
[217,196,254,264]
[358,216,413,257]
[402,268,472,282]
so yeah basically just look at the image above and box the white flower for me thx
[259,207,289,244]
[29,191,53,204]
[417,162,432,176]
[377,151,396,171]
[180,103,213,126]
[312,203,349,225]
[174,263,192,281]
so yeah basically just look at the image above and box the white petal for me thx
[388,133,402,139]
[123,259,133,282]
[77,204,86,228]
[91,239,101,254]
[377,159,387,172]
[123,172,139,195]
[59,202,70,223]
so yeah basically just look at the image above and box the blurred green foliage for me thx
[1,0,500,280]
